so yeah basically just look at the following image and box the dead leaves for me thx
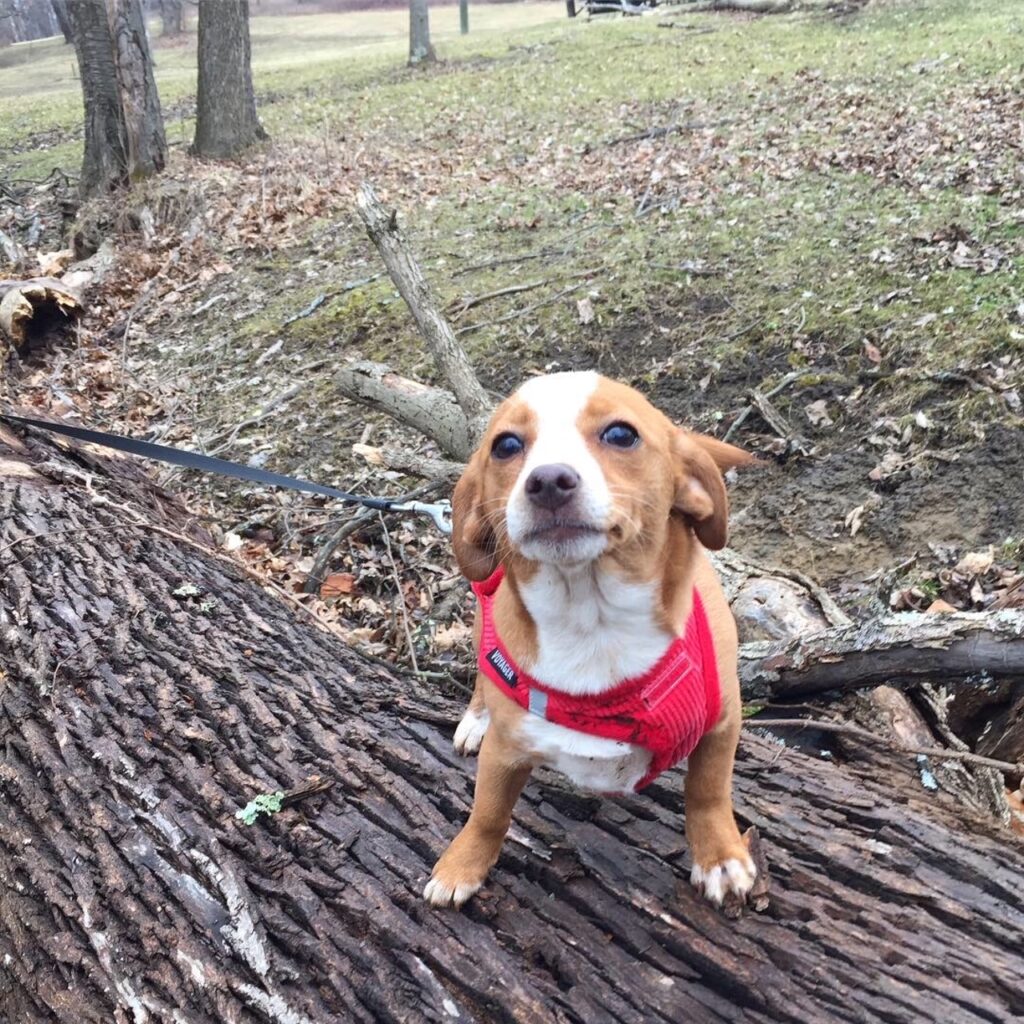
[889,546,1024,612]
[320,572,356,598]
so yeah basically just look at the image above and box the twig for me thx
[303,480,443,595]
[749,387,810,454]
[452,249,562,278]
[722,370,799,443]
[747,717,1023,775]
[601,117,729,150]
[378,512,420,675]
[454,283,587,337]
[282,274,383,327]
[451,267,603,321]
[449,279,550,319]
[205,382,305,456]
[283,294,326,326]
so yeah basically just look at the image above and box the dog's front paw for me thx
[423,844,490,909]
[423,872,483,909]
[453,707,489,756]
[690,852,756,906]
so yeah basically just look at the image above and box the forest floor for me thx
[2,0,1023,686]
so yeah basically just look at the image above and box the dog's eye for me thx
[601,422,640,449]
[491,433,525,459]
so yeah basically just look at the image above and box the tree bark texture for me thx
[51,0,73,43]
[1,426,1023,1024]
[408,0,435,64]
[67,0,166,196]
[192,0,267,159]
[67,0,131,195]
[109,0,166,179]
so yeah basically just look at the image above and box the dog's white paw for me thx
[691,856,757,906]
[423,875,482,909]
[453,707,489,756]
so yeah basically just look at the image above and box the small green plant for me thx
[235,790,285,826]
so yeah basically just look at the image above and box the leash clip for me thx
[387,498,453,535]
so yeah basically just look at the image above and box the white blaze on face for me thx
[505,371,611,564]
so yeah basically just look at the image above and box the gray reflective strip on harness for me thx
[528,688,549,718]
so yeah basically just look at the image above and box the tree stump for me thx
[1,424,1022,1023]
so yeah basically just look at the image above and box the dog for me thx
[424,371,756,910]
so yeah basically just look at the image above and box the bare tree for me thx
[0,0,62,44]
[408,0,434,65]
[192,0,267,158]
[159,0,182,35]
[66,0,166,196]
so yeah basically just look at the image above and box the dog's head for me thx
[451,371,752,581]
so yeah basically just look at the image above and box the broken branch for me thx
[356,182,492,434]
[335,361,479,460]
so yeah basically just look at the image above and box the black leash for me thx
[0,413,453,534]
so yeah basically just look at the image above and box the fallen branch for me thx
[356,183,492,433]
[335,360,479,460]
[749,387,811,455]
[722,370,799,443]
[740,609,1024,700]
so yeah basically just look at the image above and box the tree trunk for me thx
[408,0,435,65]
[51,0,73,43]
[160,0,182,35]
[1,424,1023,1023]
[67,0,166,197]
[192,0,267,159]
[109,0,167,180]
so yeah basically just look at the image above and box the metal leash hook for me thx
[387,499,453,535]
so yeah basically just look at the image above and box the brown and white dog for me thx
[424,371,756,910]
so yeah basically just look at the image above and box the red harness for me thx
[471,567,721,791]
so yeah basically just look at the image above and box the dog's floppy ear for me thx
[690,434,756,474]
[671,431,734,551]
[452,451,499,581]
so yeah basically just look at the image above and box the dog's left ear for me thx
[452,450,499,581]
[671,431,741,551]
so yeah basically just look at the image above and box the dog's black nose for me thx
[525,464,579,509]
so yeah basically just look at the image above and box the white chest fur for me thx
[512,565,671,792]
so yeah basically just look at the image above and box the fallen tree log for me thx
[740,610,1024,700]
[0,277,82,358]
[2,424,1024,1022]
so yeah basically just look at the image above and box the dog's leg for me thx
[453,673,490,756]
[684,696,756,906]
[424,729,531,908]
